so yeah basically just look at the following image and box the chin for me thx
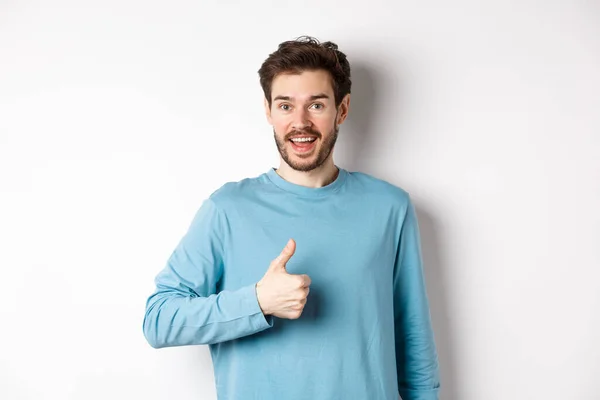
[289,158,323,172]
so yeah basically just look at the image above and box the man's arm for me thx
[142,198,273,348]
[393,195,441,400]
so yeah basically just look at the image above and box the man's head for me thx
[258,36,351,172]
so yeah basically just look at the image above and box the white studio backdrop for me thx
[1,1,599,399]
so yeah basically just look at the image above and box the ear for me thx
[336,94,351,125]
[264,97,273,125]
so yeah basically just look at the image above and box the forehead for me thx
[271,69,334,100]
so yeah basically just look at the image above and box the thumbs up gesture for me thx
[256,239,312,319]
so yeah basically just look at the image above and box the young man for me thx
[143,36,440,400]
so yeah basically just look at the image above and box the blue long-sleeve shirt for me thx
[143,166,440,400]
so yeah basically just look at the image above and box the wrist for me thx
[255,282,271,316]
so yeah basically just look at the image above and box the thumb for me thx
[272,238,296,271]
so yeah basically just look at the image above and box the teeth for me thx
[291,137,316,143]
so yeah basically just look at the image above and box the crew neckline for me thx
[266,166,348,198]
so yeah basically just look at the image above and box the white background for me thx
[1,1,599,399]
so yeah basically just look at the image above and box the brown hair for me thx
[258,35,351,108]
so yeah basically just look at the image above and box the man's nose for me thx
[291,108,311,131]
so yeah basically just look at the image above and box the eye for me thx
[279,104,292,111]
[310,103,324,110]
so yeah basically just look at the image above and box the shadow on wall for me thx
[416,207,460,400]
[343,60,460,400]
[338,62,380,173]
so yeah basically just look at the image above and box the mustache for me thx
[285,128,321,141]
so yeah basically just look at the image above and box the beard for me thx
[273,123,339,172]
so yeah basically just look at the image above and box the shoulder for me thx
[346,170,412,207]
[205,172,268,210]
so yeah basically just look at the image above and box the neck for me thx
[275,158,339,188]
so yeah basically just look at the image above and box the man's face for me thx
[265,69,349,172]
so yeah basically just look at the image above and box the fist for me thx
[255,239,311,319]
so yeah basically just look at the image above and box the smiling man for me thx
[269,69,342,174]
[143,36,440,400]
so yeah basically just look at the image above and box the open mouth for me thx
[289,137,317,153]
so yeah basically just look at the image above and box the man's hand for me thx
[255,239,311,319]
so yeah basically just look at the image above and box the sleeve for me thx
[393,195,441,400]
[142,198,274,349]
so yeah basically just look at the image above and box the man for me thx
[143,36,440,400]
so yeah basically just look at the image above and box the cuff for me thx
[237,283,274,331]
[399,387,440,400]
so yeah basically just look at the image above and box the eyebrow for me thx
[273,93,330,102]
